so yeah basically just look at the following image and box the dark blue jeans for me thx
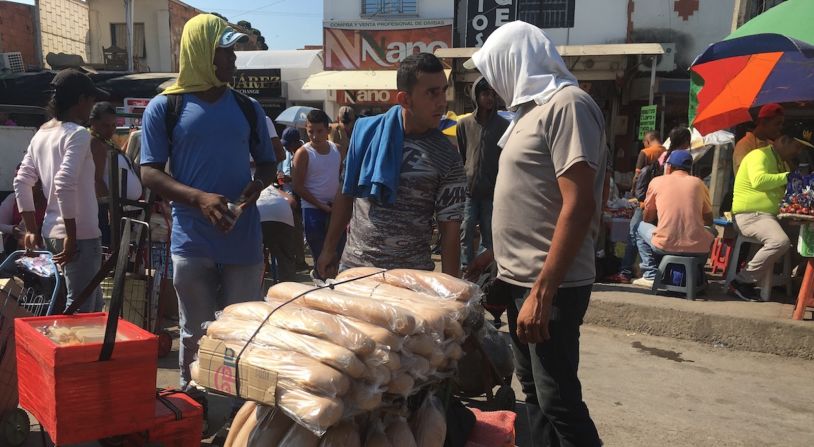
[620,207,643,277]
[507,284,602,447]
[303,207,345,271]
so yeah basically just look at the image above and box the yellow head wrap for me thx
[162,14,229,95]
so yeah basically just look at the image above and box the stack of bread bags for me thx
[194,267,481,440]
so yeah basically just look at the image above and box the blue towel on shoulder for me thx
[342,105,404,205]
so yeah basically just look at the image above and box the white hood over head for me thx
[471,21,578,146]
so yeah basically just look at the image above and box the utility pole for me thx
[125,0,134,72]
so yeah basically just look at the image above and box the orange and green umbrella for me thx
[689,0,814,134]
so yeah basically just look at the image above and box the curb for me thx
[584,294,814,360]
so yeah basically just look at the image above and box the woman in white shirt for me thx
[14,69,109,313]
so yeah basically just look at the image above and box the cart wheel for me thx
[493,385,516,411]
[158,330,173,358]
[1,408,30,447]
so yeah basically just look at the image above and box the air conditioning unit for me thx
[0,52,25,73]
[638,43,676,73]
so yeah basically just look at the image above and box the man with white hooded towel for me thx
[466,21,605,446]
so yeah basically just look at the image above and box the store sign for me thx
[337,90,399,105]
[465,0,517,48]
[638,105,658,140]
[231,69,282,99]
[324,19,453,70]
[120,97,150,127]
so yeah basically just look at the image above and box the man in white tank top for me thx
[292,109,345,277]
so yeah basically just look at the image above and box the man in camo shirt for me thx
[317,53,466,277]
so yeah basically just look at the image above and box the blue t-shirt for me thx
[140,90,276,264]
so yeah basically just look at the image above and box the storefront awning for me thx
[435,43,665,59]
[302,69,452,90]
[236,50,321,70]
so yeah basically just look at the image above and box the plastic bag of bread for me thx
[206,318,368,379]
[221,301,376,355]
[191,338,351,397]
[249,406,294,446]
[276,386,344,436]
[364,419,393,447]
[385,372,415,397]
[365,345,401,372]
[339,317,405,352]
[346,381,383,412]
[385,415,417,447]
[224,401,256,447]
[267,282,417,335]
[319,420,362,447]
[409,394,446,447]
[337,268,479,302]
[279,421,321,447]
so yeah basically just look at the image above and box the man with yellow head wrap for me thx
[140,14,277,390]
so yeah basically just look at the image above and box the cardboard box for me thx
[194,336,278,406]
[124,389,203,447]
[15,313,158,445]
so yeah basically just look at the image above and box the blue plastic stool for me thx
[652,254,708,300]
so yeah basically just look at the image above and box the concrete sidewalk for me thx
[585,280,814,359]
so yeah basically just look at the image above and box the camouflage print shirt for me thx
[341,130,466,271]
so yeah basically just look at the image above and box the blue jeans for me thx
[638,223,712,280]
[46,237,103,313]
[303,208,345,271]
[172,255,264,388]
[636,222,663,280]
[507,284,602,447]
[461,197,494,266]
[620,207,643,276]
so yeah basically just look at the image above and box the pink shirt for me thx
[644,171,713,254]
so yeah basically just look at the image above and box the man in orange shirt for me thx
[630,131,666,188]
[632,150,714,288]
[733,103,784,175]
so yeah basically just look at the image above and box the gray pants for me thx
[46,237,103,313]
[733,212,790,283]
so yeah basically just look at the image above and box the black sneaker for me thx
[728,280,760,302]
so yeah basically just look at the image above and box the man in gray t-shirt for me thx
[317,53,466,279]
[466,22,604,446]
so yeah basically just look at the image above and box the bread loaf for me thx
[266,282,417,335]
[222,301,376,356]
[342,317,404,351]
[206,319,368,379]
[347,381,383,411]
[404,334,436,357]
[338,268,477,302]
[197,336,350,396]
[319,421,362,447]
[385,417,417,447]
[365,420,393,447]
[386,372,415,396]
[277,387,344,434]
[224,401,255,447]
[409,395,446,447]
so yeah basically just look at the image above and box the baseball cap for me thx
[219,27,249,48]
[280,127,302,149]
[666,150,693,170]
[758,103,784,119]
[785,122,814,149]
[51,69,110,99]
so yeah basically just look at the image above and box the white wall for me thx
[324,0,454,20]
[88,0,173,72]
[38,0,90,66]
[283,52,328,104]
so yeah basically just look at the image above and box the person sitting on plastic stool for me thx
[633,150,714,288]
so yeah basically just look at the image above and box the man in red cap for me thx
[733,103,784,174]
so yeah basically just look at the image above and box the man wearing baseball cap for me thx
[633,150,714,288]
[734,103,784,174]
[139,13,277,392]
[730,124,811,301]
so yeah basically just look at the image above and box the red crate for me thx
[15,312,158,445]
[124,389,203,447]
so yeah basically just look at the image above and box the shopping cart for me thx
[0,251,62,446]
